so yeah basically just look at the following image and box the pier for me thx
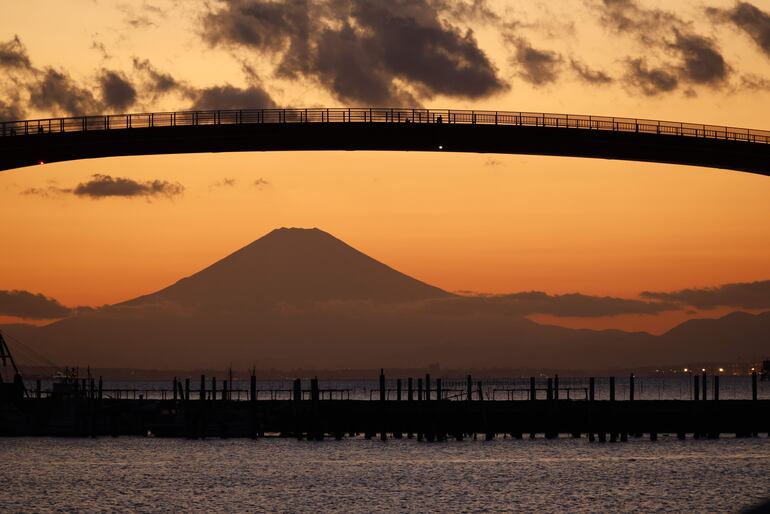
[1,370,768,441]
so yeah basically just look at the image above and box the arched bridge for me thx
[1,108,768,175]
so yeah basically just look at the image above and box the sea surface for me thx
[2,436,770,513]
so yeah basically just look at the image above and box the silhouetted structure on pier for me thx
[1,370,767,441]
[1,108,769,174]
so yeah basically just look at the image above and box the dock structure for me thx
[0,371,768,440]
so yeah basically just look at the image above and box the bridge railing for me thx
[1,107,769,144]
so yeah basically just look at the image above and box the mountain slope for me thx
[124,227,450,307]
[659,311,770,362]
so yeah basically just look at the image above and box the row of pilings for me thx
[1,371,767,439]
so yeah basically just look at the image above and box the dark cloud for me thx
[0,35,32,70]
[0,290,72,319]
[28,68,100,116]
[641,280,770,310]
[127,15,156,28]
[739,73,770,90]
[0,36,101,117]
[209,178,237,191]
[598,0,731,92]
[119,2,166,29]
[0,36,32,120]
[190,84,276,110]
[72,174,184,199]
[253,177,270,189]
[99,70,137,111]
[669,32,729,85]
[598,0,679,42]
[433,0,499,23]
[0,97,25,121]
[427,291,675,318]
[20,185,71,197]
[132,57,185,99]
[625,58,678,96]
[510,38,562,85]
[570,59,613,85]
[202,0,507,105]
[91,40,111,60]
[710,2,770,58]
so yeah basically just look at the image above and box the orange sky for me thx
[1,0,769,334]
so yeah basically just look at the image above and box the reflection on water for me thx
[2,437,769,512]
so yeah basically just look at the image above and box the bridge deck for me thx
[1,108,768,174]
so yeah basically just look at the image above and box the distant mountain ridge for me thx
[3,228,768,370]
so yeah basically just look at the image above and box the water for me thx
[26,376,770,401]
[2,437,769,512]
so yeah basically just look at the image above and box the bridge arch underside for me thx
[0,123,767,175]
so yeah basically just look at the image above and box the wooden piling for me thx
[477,380,483,401]
[417,378,423,401]
[223,380,228,402]
[173,377,178,401]
[293,379,301,401]
[589,377,595,401]
[212,377,217,401]
[408,377,413,401]
[311,378,320,402]
[629,373,635,401]
[714,375,719,401]
[530,377,536,401]
[35,379,41,399]
[250,373,257,439]
[466,375,472,402]
[702,371,707,401]
[554,374,559,400]
[396,378,402,401]
[425,374,431,401]
[547,378,553,401]
[377,372,386,441]
[694,375,700,401]
[198,375,206,439]
[436,378,442,401]
[311,377,322,440]
[610,377,616,401]
[753,371,758,401]
[184,378,190,401]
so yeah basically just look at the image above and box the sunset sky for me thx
[1,0,769,334]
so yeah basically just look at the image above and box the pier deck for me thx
[2,373,768,441]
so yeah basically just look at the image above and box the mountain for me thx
[3,228,768,371]
[124,227,450,307]
[658,311,770,363]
